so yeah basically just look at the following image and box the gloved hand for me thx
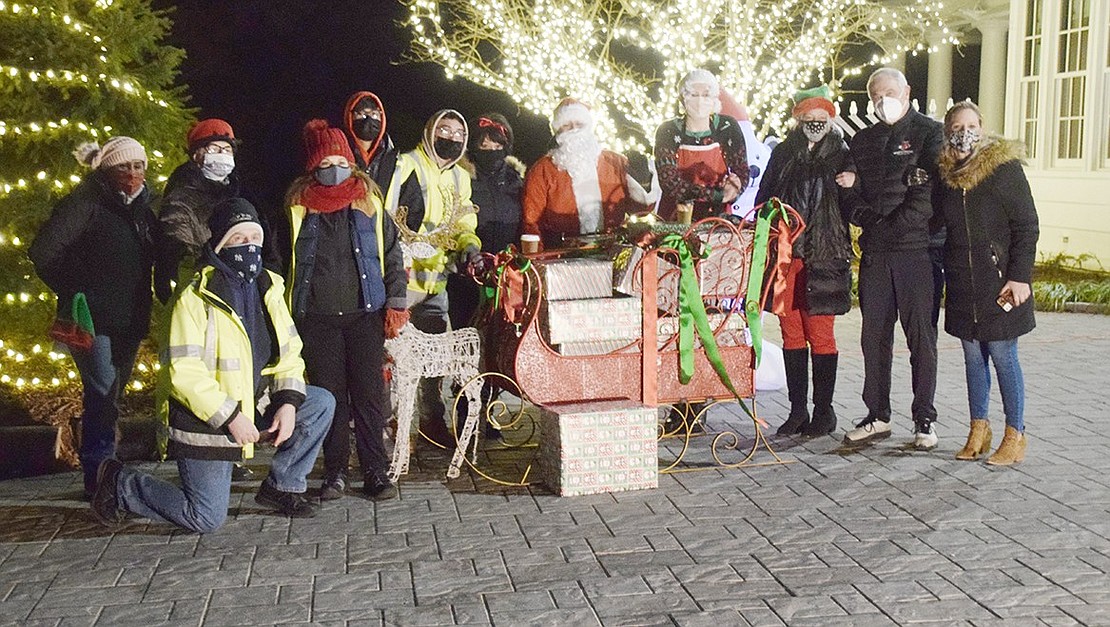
[458,245,483,275]
[384,308,409,339]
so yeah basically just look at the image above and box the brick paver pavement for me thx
[1,309,1108,626]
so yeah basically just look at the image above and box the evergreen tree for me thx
[0,0,191,414]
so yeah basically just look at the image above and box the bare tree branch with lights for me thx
[403,0,958,150]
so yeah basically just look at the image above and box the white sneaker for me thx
[843,418,892,444]
[913,422,938,451]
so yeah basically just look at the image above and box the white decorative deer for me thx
[384,323,483,481]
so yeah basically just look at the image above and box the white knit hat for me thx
[551,98,594,134]
[89,136,147,170]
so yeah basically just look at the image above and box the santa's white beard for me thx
[552,128,602,182]
[551,128,604,234]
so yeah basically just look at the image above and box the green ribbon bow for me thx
[72,292,94,335]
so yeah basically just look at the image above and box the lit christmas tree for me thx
[404,0,957,150]
[0,0,191,415]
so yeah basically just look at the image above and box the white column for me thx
[927,40,953,118]
[977,19,1009,133]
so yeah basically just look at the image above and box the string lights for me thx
[404,0,959,148]
[0,0,190,394]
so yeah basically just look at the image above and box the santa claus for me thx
[522,98,657,247]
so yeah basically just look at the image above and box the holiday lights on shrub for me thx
[404,0,959,148]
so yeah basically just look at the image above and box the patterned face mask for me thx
[216,243,262,282]
[802,120,830,143]
[948,128,981,153]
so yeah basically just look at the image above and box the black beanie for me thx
[207,197,261,250]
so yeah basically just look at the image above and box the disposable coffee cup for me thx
[520,234,540,254]
[676,203,693,225]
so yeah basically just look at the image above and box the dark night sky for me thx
[158,1,981,223]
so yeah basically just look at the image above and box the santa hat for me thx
[302,118,355,172]
[551,98,594,134]
[791,85,836,118]
[81,136,147,170]
[187,118,237,152]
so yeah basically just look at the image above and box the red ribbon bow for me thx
[477,117,507,138]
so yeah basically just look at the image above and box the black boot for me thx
[803,352,838,436]
[777,348,810,435]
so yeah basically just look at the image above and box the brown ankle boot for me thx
[986,426,1026,466]
[955,419,992,461]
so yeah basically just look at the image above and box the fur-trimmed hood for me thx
[939,137,1025,190]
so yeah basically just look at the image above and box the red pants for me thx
[776,258,837,354]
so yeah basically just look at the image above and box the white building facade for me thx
[1005,0,1110,264]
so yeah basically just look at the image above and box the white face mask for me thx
[683,94,717,121]
[876,96,906,125]
[201,152,235,181]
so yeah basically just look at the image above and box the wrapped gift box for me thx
[542,295,641,345]
[539,400,658,497]
[536,258,614,301]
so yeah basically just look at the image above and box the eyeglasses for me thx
[202,144,234,155]
[435,126,466,140]
[353,109,382,121]
[684,91,714,100]
[111,161,146,173]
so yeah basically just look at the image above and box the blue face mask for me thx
[217,243,263,282]
[314,164,352,186]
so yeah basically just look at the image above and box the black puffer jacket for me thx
[755,126,853,315]
[155,161,242,300]
[29,170,158,341]
[843,109,943,253]
[938,139,1038,342]
[472,156,525,254]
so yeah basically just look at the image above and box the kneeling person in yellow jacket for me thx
[90,199,335,532]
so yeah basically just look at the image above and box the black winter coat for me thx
[472,156,525,254]
[755,126,853,315]
[155,161,242,301]
[938,139,1039,342]
[843,109,943,253]
[29,170,158,341]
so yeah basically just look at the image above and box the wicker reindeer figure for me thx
[384,188,483,480]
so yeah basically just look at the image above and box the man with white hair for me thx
[522,98,656,247]
[835,67,943,450]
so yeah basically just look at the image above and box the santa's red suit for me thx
[522,150,642,246]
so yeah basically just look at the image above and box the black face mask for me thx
[353,116,381,142]
[434,137,464,161]
[471,148,506,172]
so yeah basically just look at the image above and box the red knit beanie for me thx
[302,119,355,172]
[187,118,236,152]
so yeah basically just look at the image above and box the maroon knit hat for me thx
[187,118,236,152]
[302,119,356,172]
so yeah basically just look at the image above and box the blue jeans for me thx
[70,334,139,494]
[961,338,1024,432]
[115,385,334,533]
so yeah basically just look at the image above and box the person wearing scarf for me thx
[286,119,409,500]
[936,101,1039,466]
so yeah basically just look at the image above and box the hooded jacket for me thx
[937,138,1039,342]
[385,109,481,296]
[29,169,158,341]
[285,171,407,320]
[842,108,943,253]
[755,125,853,315]
[343,90,399,191]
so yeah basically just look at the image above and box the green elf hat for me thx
[791,85,836,118]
